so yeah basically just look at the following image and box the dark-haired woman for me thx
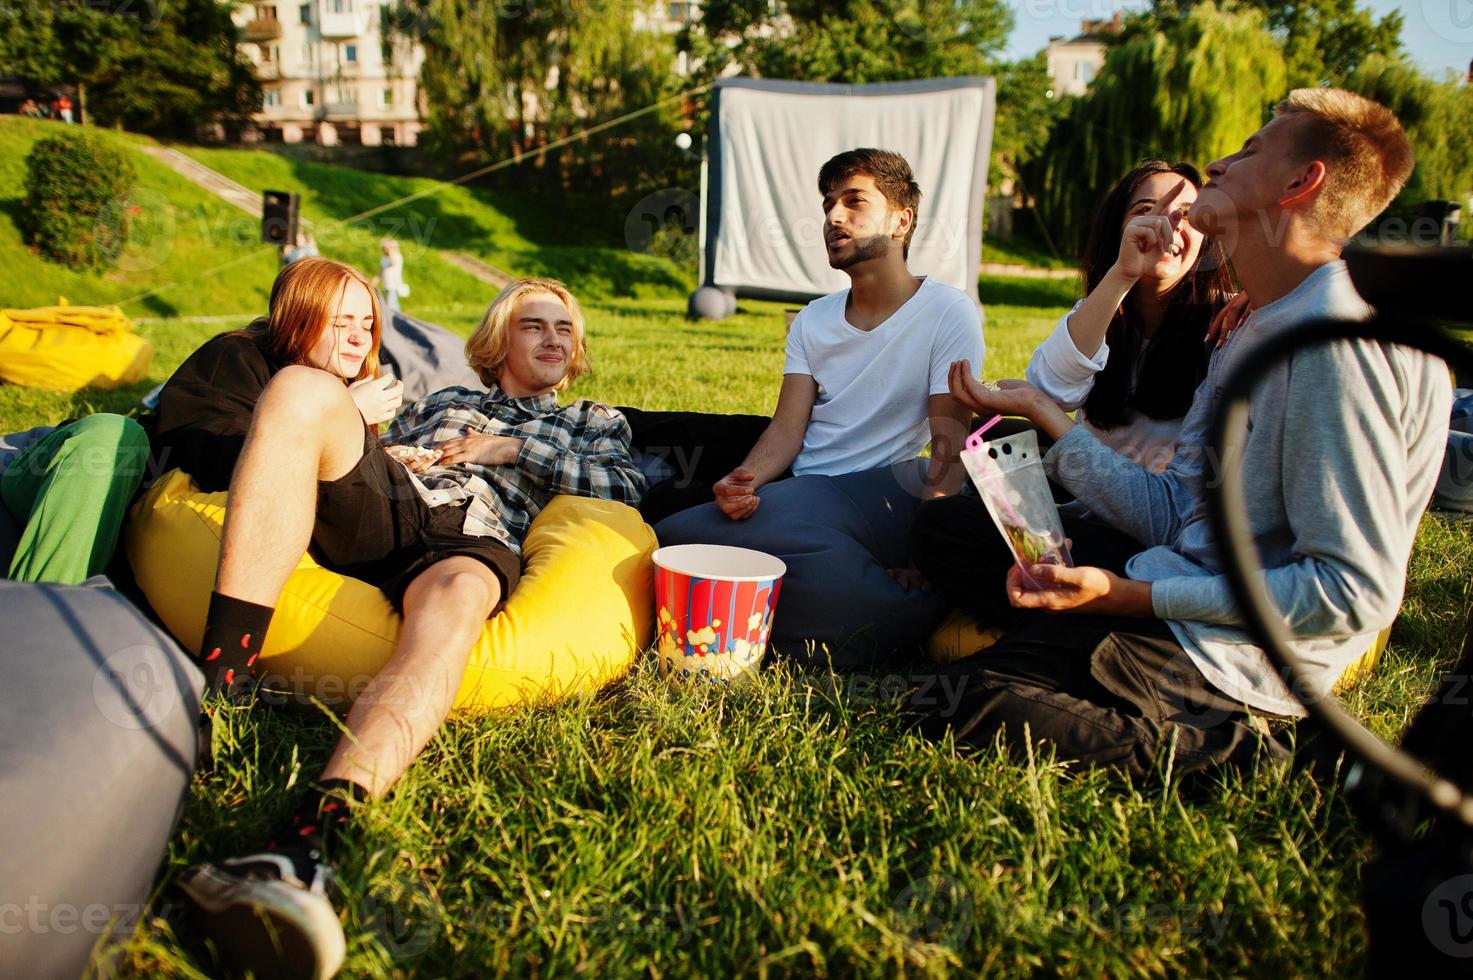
[1024,160,1239,472]
[909,160,1247,631]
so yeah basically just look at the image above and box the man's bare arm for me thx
[923,392,973,498]
[714,374,818,520]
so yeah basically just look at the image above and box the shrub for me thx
[22,133,137,271]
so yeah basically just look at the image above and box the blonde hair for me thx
[465,277,590,391]
[1274,88,1414,242]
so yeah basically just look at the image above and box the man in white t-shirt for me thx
[655,148,984,668]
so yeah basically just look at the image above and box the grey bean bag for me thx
[0,578,201,979]
[0,429,202,980]
[380,309,483,403]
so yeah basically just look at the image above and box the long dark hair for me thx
[1079,160,1233,430]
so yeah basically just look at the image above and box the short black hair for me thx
[817,148,922,257]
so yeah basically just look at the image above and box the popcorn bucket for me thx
[653,544,786,684]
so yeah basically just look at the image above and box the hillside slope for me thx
[0,118,690,322]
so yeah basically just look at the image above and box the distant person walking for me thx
[19,98,41,118]
[372,238,407,312]
[279,231,319,266]
[55,95,73,124]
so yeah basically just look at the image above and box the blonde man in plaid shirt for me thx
[178,276,642,979]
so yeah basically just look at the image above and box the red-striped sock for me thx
[264,779,370,882]
[198,592,275,702]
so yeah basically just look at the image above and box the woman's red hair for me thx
[253,257,382,382]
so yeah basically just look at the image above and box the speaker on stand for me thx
[261,190,300,247]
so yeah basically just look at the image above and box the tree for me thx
[0,0,259,138]
[397,0,682,205]
[1152,0,1403,87]
[990,53,1065,196]
[1024,2,1286,254]
[686,0,1011,86]
[1344,54,1473,226]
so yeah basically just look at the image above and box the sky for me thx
[1002,0,1473,79]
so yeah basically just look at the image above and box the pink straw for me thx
[964,414,1004,452]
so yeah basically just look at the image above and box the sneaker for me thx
[177,853,346,980]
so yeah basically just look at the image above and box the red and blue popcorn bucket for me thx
[652,544,787,684]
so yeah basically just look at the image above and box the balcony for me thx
[318,10,370,38]
[324,101,362,118]
[243,17,283,41]
[254,61,281,80]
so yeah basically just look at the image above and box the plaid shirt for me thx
[385,385,645,555]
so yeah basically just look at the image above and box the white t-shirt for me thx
[784,277,984,477]
[1025,300,1183,472]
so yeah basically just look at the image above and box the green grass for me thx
[175,143,693,301]
[1,123,1466,974]
[0,117,690,329]
[0,270,1455,977]
[982,234,1075,271]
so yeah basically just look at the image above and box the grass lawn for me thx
[0,269,1464,976]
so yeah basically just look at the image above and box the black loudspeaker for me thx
[261,190,300,245]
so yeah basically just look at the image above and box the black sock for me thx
[199,592,275,701]
[263,779,370,883]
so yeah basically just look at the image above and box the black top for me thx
[143,331,286,493]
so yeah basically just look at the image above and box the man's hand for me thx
[714,466,760,520]
[348,374,404,426]
[435,433,525,467]
[1006,563,1154,616]
[1204,292,1252,349]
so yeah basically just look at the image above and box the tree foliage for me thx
[1024,2,1286,254]
[395,0,683,203]
[23,132,137,270]
[1344,54,1473,219]
[1152,0,1403,87]
[0,0,259,138]
[688,0,1011,85]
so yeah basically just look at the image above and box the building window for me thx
[380,87,393,107]
[1074,61,1094,83]
[301,43,315,64]
[381,126,397,145]
[329,0,350,11]
[345,43,358,62]
[301,89,315,108]
[264,89,281,108]
[299,3,310,23]
[256,3,277,18]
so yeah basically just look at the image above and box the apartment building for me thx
[1044,14,1121,99]
[231,1,424,146]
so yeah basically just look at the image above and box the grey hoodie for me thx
[1045,261,1452,716]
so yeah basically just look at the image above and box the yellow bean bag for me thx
[0,299,152,392]
[926,608,1391,697]
[125,469,656,711]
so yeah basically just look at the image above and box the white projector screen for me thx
[704,77,996,305]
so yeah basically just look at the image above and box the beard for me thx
[828,233,894,270]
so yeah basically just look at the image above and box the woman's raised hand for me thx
[1116,178,1190,281]
[349,373,404,426]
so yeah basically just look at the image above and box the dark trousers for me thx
[908,615,1283,780]
[617,407,775,525]
[907,487,1283,779]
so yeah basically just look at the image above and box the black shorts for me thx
[307,430,521,611]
